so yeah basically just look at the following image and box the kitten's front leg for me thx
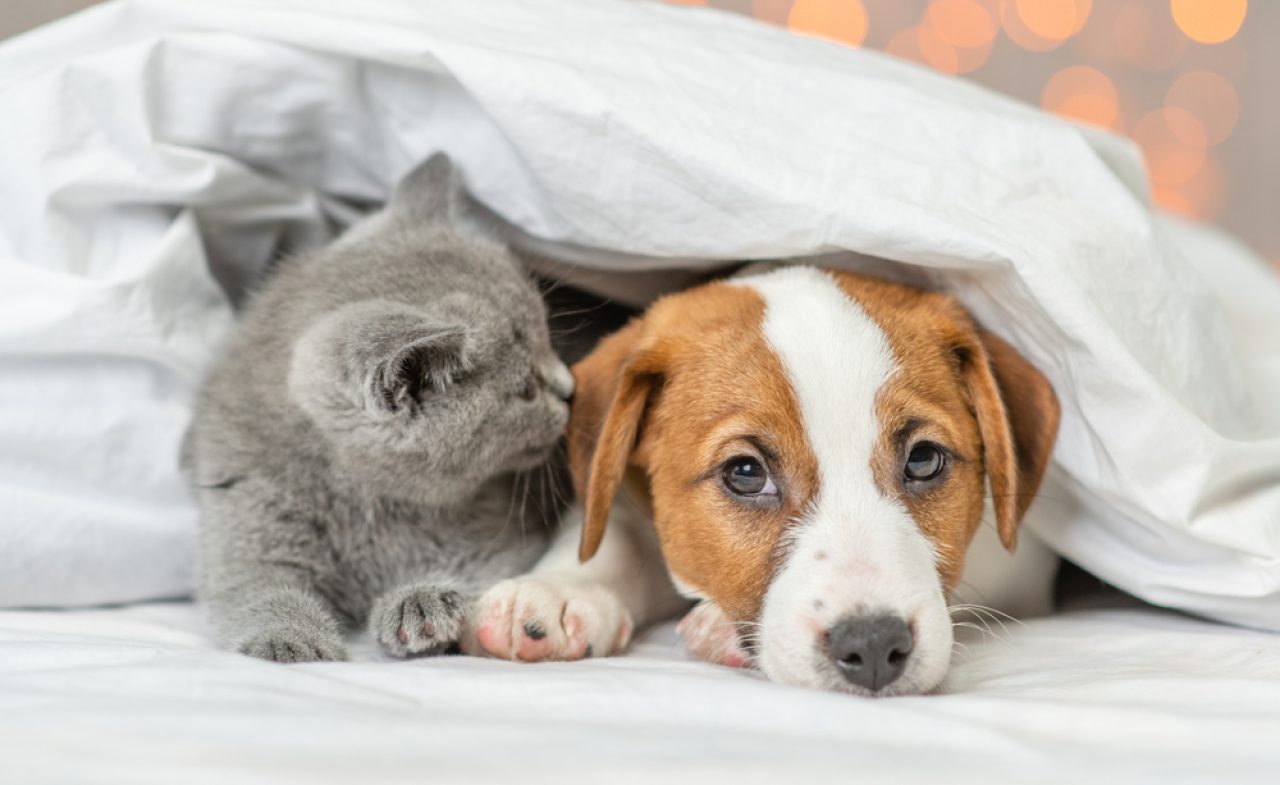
[200,491,348,664]
[222,583,349,663]
[467,503,687,661]
[368,583,468,657]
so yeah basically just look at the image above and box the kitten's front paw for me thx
[238,626,348,664]
[370,584,467,658]
[676,601,752,669]
[467,576,632,662]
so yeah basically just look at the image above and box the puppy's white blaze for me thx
[736,267,953,694]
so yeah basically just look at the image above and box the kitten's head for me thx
[286,156,574,505]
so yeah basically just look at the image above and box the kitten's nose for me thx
[543,362,575,402]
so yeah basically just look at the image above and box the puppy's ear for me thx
[959,328,1060,551]
[568,319,662,561]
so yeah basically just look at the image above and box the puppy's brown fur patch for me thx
[570,268,1060,622]
[568,283,819,621]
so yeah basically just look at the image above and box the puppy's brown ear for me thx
[960,328,1060,552]
[567,319,661,562]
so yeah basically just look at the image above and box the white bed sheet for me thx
[3,0,1280,630]
[2,602,1278,784]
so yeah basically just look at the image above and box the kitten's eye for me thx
[721,456,778,498]
[518,370,539,401]
[904,442,946,483]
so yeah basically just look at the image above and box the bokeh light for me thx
[1184,156,1227,220]
[916,24,961,73]
[752,0,794,25]
[1114,0,1186,70]
[1171,0,1247,44]
[1016,0,1091,40]
[1041,66,1119,129]
[1165,70,1239,146]
[1000,0,1066,51]
[1135,107,1207,185]
[1152,156,1226,220]
[658,0,1268,260]
[788,0,868,47]
[927,0,998,48]
[885,26,928,65]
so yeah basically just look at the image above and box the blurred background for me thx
[4,0,1275,269]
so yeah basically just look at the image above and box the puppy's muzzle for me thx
[827,614,914,692]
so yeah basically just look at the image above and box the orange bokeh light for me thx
[1151,185,1193,217]
[1166,70,1239,146]
[917,25,961,74]
[1000,0,1065,52]
[752,0,793,25]
[928,0,998,48]
[1114,1,1186,70]
[1171,0,1247,44]
[1042,66,1119,129]
[1015,0,1091,40]
[788,0,869,47]
[886,20,994,76]
[1152,156,1226,220]
[1186,156,1227,220]
[954,39,995,73]
[1135,108,1207,186]
[886,27,927,63]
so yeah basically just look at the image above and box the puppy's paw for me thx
[370,584,467,658]
[676,601,752,669]
[467,576,632,662]
[237,625,348,664]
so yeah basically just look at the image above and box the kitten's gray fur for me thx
[184,155,574,662]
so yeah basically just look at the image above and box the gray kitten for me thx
[184,155,574,662]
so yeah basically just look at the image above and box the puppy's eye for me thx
[518,370,539,401]
[904,442,946,483]
[721,457,778,497]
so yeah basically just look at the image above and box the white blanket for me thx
[1,601,1278,784]
[1,0,1279,629]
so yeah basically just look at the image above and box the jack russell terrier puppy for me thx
[468,266,1060,696]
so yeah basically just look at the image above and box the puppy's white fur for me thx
[739,267,952,694]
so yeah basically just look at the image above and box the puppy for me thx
[469,266,1059,696]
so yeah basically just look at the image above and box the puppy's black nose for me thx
[828,614,913,692]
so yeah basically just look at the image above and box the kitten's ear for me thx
[388,153,469,225]
[372,326,469,413]
[289,301,473,422]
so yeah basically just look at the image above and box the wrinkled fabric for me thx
[0,603,1278,784]
[0,0,1278,625]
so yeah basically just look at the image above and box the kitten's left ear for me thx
[289,301,472,422]
[371,326,469,413]
[387,153,469,225]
